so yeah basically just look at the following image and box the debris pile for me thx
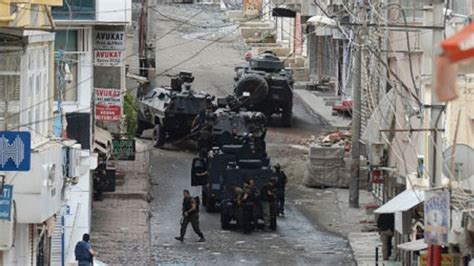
[303,130,368,188]
[318,130,352,152]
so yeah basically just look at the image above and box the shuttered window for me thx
[0,50,21,130]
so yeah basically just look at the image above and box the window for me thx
[54,30,79,102]
[450,0,469,15]
[25,45,50,141]
[52,0,96,20]
[397,0,431,21]
[0,50,21,130]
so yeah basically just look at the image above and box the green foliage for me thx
[124,92,137,136]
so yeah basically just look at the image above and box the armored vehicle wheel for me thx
[221,213,231,230]
[153,124,165,148]
[270,215,277,231]
[201,189,208,206]
[206,198,217,213]
[136,118,146,137]
[281,107,292,127]
[235,74,269,105]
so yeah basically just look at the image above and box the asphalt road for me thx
[147,3,354,265]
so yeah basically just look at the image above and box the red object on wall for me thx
[441,22,474,63]
[371,169,383,184]
[332,99,353,112]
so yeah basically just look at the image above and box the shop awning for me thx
[94,126,112,156]
[272,8,296,18]
[307,16,337,27]
[375,189,424,213]
[397,239,428,251]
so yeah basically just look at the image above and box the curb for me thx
[294,89,334,129]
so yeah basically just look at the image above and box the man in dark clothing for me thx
[240,183,256,234]
[377,213,395,260]
[260,181,276,231]
[175,190,205,242]
[75,233,95,266]
[273,163,287,216]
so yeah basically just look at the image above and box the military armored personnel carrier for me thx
[135,71,213,148]
[190,104,268,212]
[192,143,270,212]
[234,52,294,127]
[208,108,267,150]
[191,157,276,230]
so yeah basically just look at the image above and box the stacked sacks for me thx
[303,144,346,188]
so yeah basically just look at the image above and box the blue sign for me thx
[0,185,13,221]
[0,131,31,171]
[424,190,450,245]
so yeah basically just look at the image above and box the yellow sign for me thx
[419,254,454,266]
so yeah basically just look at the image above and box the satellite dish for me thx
[442,144,474,180]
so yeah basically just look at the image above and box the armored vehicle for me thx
[135,72,213,148]
[191,106,268,212]
[234,52,294,127]
[191,157,276,230]
[208,108,267,150]
[192,143,270,212]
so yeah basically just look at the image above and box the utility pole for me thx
[349,0,365,208]
[138,0,156,93]
[427,1,444,265]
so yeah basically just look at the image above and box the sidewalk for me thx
[294,88,352,130]
[91,141,151,265]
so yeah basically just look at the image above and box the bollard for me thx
[375,246,379,265]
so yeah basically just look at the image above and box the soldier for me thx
[260,180,276,232]
[273,163,288,216]
[175,190,205,242]
[192,101,215,157]
[233,185,244,227]
[240,180,255,234]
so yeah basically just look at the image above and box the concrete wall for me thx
[96,0,132,24]
[63,149,97,264]
[1,224,36,265]
[13,143,65,224]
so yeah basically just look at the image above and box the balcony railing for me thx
[52,0,95,20]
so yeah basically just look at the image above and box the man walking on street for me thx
[377,213,394,260]
[74,233,96,266]
[273,163,287,216]
[175,190,205,242]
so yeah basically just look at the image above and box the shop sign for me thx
[0,131,31,171]
[95,88,122,121]
[0,185,13,221]
[424,190,450,245]
[94,30,125,50]
[112,137,136,161]
[94,50,123,66]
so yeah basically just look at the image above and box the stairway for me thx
[50,216,64,266]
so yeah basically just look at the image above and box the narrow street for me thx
[147,3,354,265]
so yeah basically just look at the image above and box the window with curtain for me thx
[54,30,79,102]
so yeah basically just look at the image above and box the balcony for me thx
[12,142,65,223]
[52,0,96,20]
[52,0,131,23]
